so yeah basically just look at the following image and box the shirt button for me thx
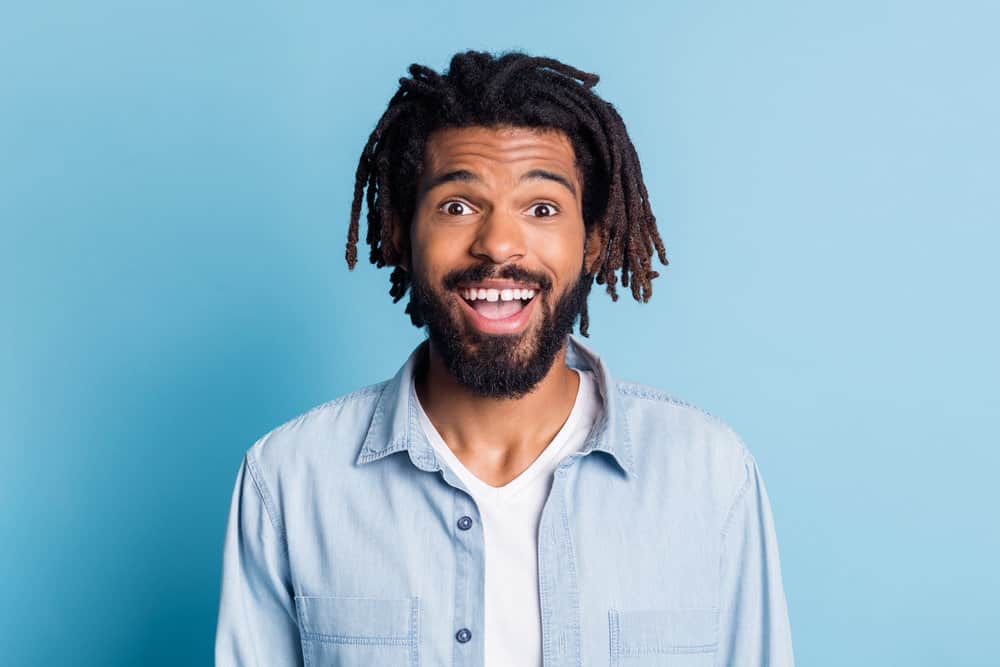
[457,515,473,531]
[455,627,472,643]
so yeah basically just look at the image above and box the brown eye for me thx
[442,201,471,216]
[529,203,557,217]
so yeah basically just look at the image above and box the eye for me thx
[528,202,559,218]
[440,200,474,216]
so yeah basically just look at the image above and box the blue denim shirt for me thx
[215,335,794,666]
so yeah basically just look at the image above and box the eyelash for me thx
[439,200,560,217]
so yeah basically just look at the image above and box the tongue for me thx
[472,299,525,320]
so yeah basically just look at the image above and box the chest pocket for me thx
[295,595,420,667]
[609,607,718,666]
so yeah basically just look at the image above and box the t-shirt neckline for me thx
[414,369,596,503]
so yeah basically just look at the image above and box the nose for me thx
[469,209,526,265]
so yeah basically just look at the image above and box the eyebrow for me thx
[418,168,578,199]
[522,169,577,197]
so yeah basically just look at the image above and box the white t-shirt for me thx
[414,369,602,667]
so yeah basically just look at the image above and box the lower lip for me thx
[457,294,538,335]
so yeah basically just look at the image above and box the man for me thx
[216,50,794,666]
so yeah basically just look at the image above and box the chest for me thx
[281,453,723,666]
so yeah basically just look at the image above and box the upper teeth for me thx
[463,287,535,302]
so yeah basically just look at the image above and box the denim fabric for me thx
[215,335,794,666]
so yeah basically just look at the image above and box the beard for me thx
[407,263,591,399]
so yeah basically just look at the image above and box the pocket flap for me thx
[295,595,417,642]
[611,607,718,653]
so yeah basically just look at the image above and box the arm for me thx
[215,453,303,666]
[715,451,795,667]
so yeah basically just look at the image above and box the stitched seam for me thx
[616,382,744,441]
[717,450,753,623]
[245,450,288,549]
[358,381,396,461]
[614,608,721,656]
[538,497,553,665]
[297,597,312,667]
[267,381,386,440]
[300,632,411,645]
[608,609,621,666]
[410,595,420,667]
[620,644,718,655]
[719,450,753,542]
[618,399,636,476]
[557,473,583,667]
[294,595,411,600]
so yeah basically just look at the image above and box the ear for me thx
[583,224,604,275]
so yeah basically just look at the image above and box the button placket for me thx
[448,485,484,664]
[538,460,582,666]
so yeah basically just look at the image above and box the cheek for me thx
[408,218,469,277]
[408,225,441,278]
[531,225,586,277]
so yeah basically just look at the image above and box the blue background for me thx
[4,1,998,664]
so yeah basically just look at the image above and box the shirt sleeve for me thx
[715,451,795,667]
[215,453,303,666]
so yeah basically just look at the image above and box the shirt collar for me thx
[355,335,637,480]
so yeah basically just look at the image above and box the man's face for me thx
[406,125,595,398]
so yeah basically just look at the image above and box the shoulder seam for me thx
[616,381,745,442]
[719,448,755,541]
[244,448,289,550]
[263,381,387,441]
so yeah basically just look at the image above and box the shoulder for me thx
[616,379,749,450]
[614,379,753,509]
[243,380,388,480]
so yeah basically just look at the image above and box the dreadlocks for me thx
[345,50,668,336]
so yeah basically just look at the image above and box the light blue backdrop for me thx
[3,1,997,665]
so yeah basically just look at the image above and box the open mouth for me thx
[458,285,537,321]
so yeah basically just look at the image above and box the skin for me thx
[406,125,603,487]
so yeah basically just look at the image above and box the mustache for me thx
[441,264,553,292]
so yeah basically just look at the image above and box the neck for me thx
[414,339,581,479]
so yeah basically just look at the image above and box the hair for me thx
[345,50,667,336]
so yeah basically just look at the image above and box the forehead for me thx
[422,125,578,174]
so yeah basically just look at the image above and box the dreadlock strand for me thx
[347,96,419,267]
[364,167,379,251]
[578,92,632,296]
[374,141,400,266]
[613,101,669,271]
